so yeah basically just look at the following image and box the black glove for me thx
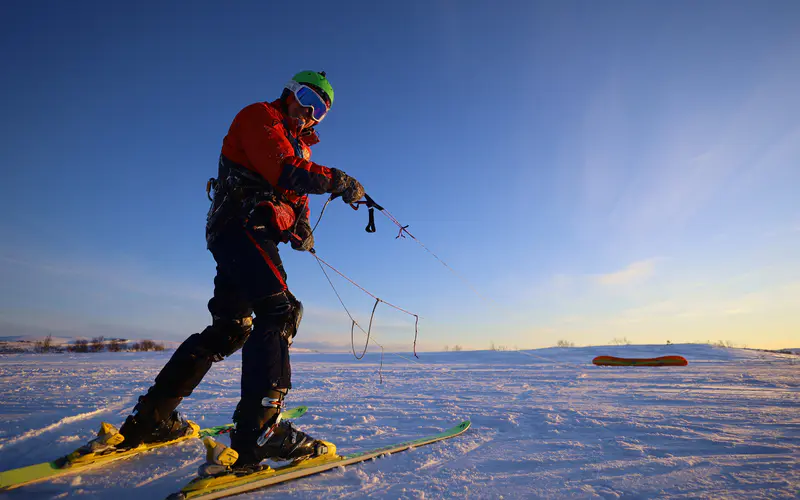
[330,168,365,204]
[290,216,314,252]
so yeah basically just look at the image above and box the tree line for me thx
[29,335,166,353]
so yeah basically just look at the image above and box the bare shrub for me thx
[0,343,25,354]
[108,339,127,352]
[34,334,54,353]
[69,339,90,353]
[90,336,105,352]
[130,339,165,352]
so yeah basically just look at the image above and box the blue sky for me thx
[1,1,799,351]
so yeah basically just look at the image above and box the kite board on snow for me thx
[592,355,688,366]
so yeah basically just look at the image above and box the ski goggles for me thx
[285,80,330,122]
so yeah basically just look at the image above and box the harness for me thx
[205,114,316,245]
[205,155,284,244]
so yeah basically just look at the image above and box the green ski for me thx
[198,405,306,438]
[169,420,471,500]
[0,406,308,491]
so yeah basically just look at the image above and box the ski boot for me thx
[118,391,195,448]
[256,419,335,461]
[227,391,334,469]
[198,420,335,478]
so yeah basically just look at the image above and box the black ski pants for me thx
[147,223,295,410]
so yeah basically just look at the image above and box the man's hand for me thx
[290,217,314,252]
[330,168,365,204]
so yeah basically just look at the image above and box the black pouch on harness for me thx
[206,156,277,244]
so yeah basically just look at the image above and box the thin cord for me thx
[314,254,419,318]
[309,196,580,372]
[376,208,502,308]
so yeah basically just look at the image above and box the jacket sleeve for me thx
[235,104,335,194]
[277,156,335,195]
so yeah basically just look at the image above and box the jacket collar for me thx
[269,98,320,147]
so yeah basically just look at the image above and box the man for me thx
[117,71,365,470]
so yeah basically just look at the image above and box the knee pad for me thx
[283,295,303,344]
[254,291,303,343]
[200,315,253,361]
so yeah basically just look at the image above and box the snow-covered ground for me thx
[0,344,797,499]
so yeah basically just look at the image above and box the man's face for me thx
[287,94,316,130]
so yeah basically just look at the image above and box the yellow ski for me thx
[0,406,307,491]
[0,421,200,491]
[169,421,471,500]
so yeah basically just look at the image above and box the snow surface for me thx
[0,344,797,499]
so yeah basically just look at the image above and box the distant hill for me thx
[1,336,797,356]
[0,335,179,353]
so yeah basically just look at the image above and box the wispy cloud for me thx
[593,259,658,287]
[0,251,209,303]
[0,244,215,340]
[291,339,351,353]
[598,278,800,329]
[763,220,800,238]
[571,40,800,244]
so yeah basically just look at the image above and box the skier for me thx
[117,71,364,470]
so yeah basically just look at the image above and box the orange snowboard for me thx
[592,355,688,366]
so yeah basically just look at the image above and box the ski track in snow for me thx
[0,345,797,498]
[0,401,128,452]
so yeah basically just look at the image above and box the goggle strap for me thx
[285,80,303,93]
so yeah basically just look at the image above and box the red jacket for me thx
[220,100,335,231]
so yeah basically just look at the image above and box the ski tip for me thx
[456,421,471,432]
[287,405,309,418]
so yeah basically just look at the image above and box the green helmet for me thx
[290,70,334,106]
